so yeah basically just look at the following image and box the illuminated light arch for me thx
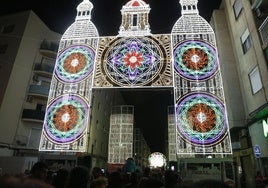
[174,40,218,80]
[102,37,166,86]
[44,95,89,143]
[55,45,95,83]
[148,152,167,168]
[176,92,227,146]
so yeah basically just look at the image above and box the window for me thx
[0,44,8,54]
[249,66,262,94]
[28,128,42,148]
[2,24,15,34]
[233,0,243,18]
[241,28,251,54]
[133,14,137,26]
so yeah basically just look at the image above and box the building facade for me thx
[211,0,268,187]
[0,10,61,173]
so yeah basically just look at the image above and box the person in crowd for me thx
[92,167,104,180]
[256,171,265,188]
[142,166,151,178]
[107,171,123,188]
[0,175,54,188]
[52,168,69,188]
[191,179,230,188]
[138,177,165,188]
[124,172,139,188]
[65,166,90,188]
[29,161,49,181]
[122,158,136,174]
[90,177,107,188]
[164,170,179,188]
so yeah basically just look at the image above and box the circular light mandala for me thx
[174,41,218,80]
[55,45,95,83]
[104,38,164,86]
[44,95,89,143]
[176,93,227,146]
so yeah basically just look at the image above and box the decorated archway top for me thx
[180,0,198,6]
[76,0,93,21]
[123,0,150,10]
[180,0,199,15]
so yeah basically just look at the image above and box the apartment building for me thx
[211,0,268,187]
[0,10,61,173]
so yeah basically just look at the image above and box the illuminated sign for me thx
[263,118,268,138]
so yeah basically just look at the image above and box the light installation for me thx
[39,0,98,152]
[174,41,218,80]
[104,38,164,86]
[148,152,167,168]
[177,93,226,146]
[44,95,88,143]
[55,45,95,83]
[171,0,232,155]
[39,0,232,157]
[94,35,172,88]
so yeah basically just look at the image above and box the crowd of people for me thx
[0,160,232,188]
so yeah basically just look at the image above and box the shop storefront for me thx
[248,118,268,177]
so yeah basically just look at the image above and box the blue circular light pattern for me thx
[174,41,218,80]
[104,38,163,86]
[55,45,95,83]
[44,95,89,143]
[176,93,227,146]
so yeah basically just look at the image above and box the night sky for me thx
[1,0,222,153]
[1,0,222,35]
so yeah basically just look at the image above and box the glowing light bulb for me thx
[61,113,70,123]
[197,112,206,123]
[71,59,79,67]
[191,54,200,63]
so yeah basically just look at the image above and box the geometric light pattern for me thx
[104,38,164,86]
[176,93,227,146]
[55,45,95,83]
[44,95,88,143]
[174,41,218,80]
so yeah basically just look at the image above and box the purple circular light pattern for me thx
[174,40,218,80]
[55,45,95,83]
[44,95,89,143]
[104,38,164,86]
[176,93,227,146]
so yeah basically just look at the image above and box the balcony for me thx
[40,40,59,59]
[34,63,54,77]
[252,0,268,16]
[28,85,49,99]
[259,16,268,45]
[21,109,45,123]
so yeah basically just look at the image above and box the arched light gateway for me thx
[39,0,232,163]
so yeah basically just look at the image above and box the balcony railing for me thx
[34,63,54,77]
[28,85,49,98]
[40,40,59,58]
[21,109,45,123]
[259,16,268,47]
[252,0,268,14]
